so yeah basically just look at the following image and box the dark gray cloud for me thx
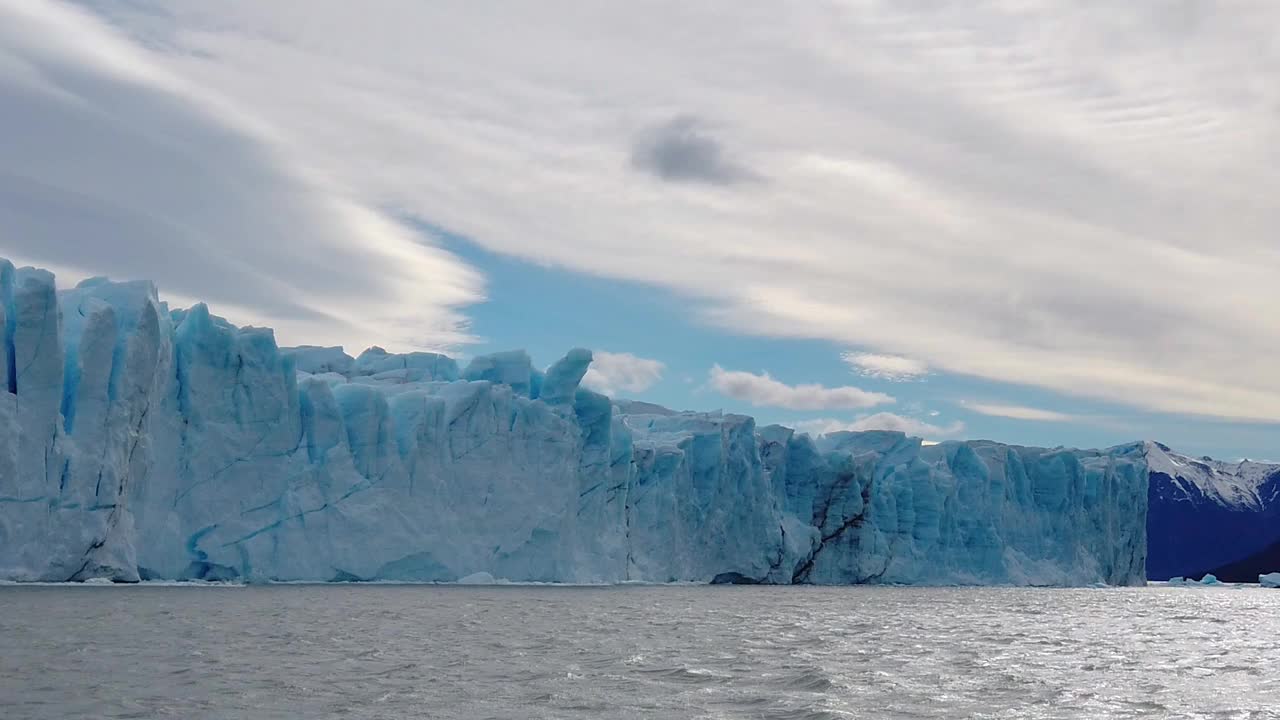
[630,115,758,185]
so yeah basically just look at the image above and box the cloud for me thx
[50,2,1280,421]
[581,350,665,395]
[792,413,964,439]
[708,365,893,410]
[0,0,481,353]
[630,115,757,185]
[964,403,1078,423]
[842,352,928,381]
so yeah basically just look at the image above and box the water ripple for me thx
[1,584,1278,719]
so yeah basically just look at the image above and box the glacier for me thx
[0,260,1148,585]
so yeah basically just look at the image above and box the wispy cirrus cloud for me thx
[708,365,893,411]
[963,403,1078,423]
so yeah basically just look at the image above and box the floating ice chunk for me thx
[1261,572,1280,589]
[1199,574,1222,585]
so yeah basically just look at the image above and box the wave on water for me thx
[770,668,836,692]
[638,665,735,684]
[2,585,1277,718]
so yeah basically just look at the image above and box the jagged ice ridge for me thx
[0,260,1148,585]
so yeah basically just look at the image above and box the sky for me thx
[1,0,1278,459]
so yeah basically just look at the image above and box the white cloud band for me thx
[709,365,893,410]
[964,403,1078,423]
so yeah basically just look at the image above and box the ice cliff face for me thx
[765,431,1147,586]
[0,261,1149,585]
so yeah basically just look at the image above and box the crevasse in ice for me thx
[0,261,1148,585]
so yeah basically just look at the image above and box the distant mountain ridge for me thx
[1145,441,1280,509]
[1143,441,1280,581]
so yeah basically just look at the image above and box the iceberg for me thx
[0,260,1149,585]
[1261,573,1280,589]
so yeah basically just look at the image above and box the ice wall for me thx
[0,262,1149,585]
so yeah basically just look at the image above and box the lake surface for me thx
[1,584,1277,719]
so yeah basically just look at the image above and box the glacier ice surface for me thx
[0,260,1149,585]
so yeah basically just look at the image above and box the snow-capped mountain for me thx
[1144,441,1280,580]
[1145,441,1280,509]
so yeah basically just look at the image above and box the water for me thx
[1,584,1277,719]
